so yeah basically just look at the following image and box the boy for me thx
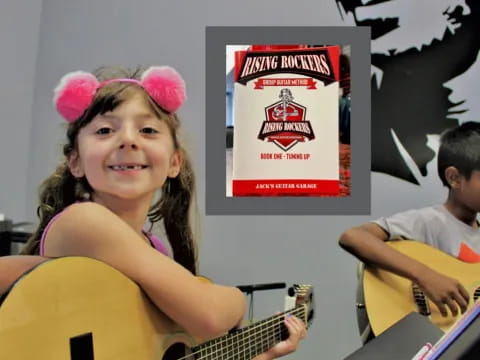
[339,121,480,318]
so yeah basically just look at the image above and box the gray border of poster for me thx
[205,26,371,215]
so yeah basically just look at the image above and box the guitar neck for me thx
[193,306,306,359]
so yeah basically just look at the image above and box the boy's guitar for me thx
[360,240,480,336]
[0,257,314,360]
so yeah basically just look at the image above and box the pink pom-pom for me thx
[141,66,186,113]
[53,71,99,123]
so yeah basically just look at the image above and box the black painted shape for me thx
[335,0,480,184]
[70,332,94,360]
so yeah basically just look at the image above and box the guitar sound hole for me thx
[70,332,94,360]
[163,343,192,360]
[412,283,430,316]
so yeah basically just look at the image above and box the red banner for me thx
[254,78,317,89]
[232,179,339,196]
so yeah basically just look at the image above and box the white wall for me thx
[0,2,42,221]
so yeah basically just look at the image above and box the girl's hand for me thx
[253,315,307,360]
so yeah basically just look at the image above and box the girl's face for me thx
[68,91,181,204]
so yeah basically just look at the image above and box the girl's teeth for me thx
[111,165,143,170]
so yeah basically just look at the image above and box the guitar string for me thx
[226,318,288,360]
[207,309,292,360]
[197,308,301,360]
[196,321,284,360]
[222,326,284,360]
[217,304,309,360]
[172,318,284,360]
[173,287,310,359]
[224,305,305,360]
[174,306,305,360]
[186,308,299,360]
[173,307,304,360]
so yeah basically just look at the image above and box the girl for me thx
[20,65,306,359]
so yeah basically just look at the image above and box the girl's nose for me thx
[119,143,138,149]
[118,128,138,149]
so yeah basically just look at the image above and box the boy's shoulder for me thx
[371,205,448,237]
[375,204,445,222]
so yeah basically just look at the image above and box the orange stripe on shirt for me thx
[458,242,480,263]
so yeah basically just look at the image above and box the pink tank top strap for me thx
[39,208,70,256]
[144,231,170,257]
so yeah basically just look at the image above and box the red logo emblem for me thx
[258,89,315,151]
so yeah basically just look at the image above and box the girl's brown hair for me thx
[21,66,198,274]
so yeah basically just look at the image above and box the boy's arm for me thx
[339,223,469,317]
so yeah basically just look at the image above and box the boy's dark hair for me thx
[21,66,198,275]
[438,121,480,187]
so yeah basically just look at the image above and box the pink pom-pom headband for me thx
[53,66,186,123]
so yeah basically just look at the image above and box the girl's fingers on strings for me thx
[284,314,307,339]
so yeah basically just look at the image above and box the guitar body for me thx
[0,257,194,360]
[362,241,480,336]
[0,256,314,359]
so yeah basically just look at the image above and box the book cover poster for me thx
[232,45,340,196]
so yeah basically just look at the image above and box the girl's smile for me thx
[108,164,149,176]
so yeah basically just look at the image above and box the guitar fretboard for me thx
[191,306,306,360]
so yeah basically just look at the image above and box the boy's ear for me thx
[167,150,183,178]
[445,166,461,188]
[67,151,85,178]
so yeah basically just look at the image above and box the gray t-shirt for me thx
[372,204,480,262]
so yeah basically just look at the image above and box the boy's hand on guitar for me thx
[253,315,307,360]
[417,268,470,317]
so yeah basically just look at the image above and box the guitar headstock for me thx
[289,284,315,329]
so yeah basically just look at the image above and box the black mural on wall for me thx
[336,0,480,184]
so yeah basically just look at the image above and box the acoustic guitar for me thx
[0,256,314,359]
[360,240,480,336]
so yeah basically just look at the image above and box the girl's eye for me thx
[96,127,113,135]
[141,127,159,134]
